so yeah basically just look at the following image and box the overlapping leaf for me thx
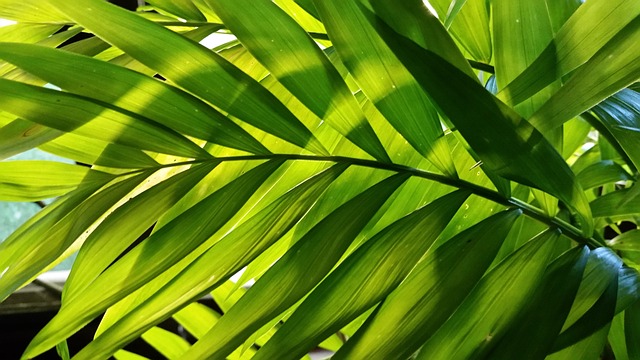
[208,0,390,162]
[0,43,269,155]
[48,0,328,155]
[252,190,471,359]
[498,0,639,106]
[28,163,348,359]
[0,78,210,159]
[359,5,593,235]
[170,173,408,360]
[24,160,283,357]
[414,229,559,359]
[332,209,521,359]
[0,161,111,201]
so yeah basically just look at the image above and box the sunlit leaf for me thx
[365,8,593,235]
[0,78,211,159]
[252,190,471,359]
[0,43,269,155]
[209,0,390,162]
[24,160,283,358]
[52,163,349,359]
[414,229,559,359]
[0,160,111,201]
[498,0,639,106]
[49,0,329,155]
[179,173,408,360]
[333,209,521,359]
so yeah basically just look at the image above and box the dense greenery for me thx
[0,0,639,358]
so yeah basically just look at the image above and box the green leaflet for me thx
[493,0,556,113]
[49,0,328,156]
[0,43,269,155]
[113,350,149,360]
[544,0,582,35]
[591,89,640,171]
[546,324,612,360]
[252,190,471,359]
[591,188,640,218]
[0,0,67,23]
[552,273,618,352]
[365,6,593,236]
[616,267,640,316]
[530,18,640,132]
[626,299,640,359]
[0,23,60,45]
[140,327,190,359]
[0,78,210,160]
[328,209,521,360]
[561,248,623,332]
[0,171,151,302]
[0,160,112,201]
[498,0,639,106]
[492,0,561,148]
[145,0,206,21]
[365,0,476,78]
[340,209,520,358]
[23,160,283,358]
[576,160,635,190]
[0,120,62,161]
[609,230,640,252]
[313,0,458,174]
[428,0,491,62]
[178,173,408,360]
[62,162,218,301]
[0,26,82,79]
[563,117,592,159]
[414,229,559,359]
[39,132,159,169]
[609,313,630,360]
[208,0,390,162]
[52,163,349,359]
[488,246,590,359]
[172,303,220,339]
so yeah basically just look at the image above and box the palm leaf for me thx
[0,0,638,359]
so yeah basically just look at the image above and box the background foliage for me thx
[0,0,639,359]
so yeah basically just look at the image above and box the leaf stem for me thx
[125,154,602,248]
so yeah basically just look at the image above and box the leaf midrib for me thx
[107,153,601,248]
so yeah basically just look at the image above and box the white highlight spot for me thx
[0,19,16,27]
[422,1,440,19]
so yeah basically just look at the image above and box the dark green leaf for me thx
[252,190,471,359]
[591,89,640,170]
[488,246,590,360]
[530,18,640,132]
[333,209,521,360]
[414,229,559,359]
[365,7,593,235]
[591,188,640,218]
[498,0,639,106]
[553,272,618,351]
[625,299,640,359]
[577,160,634,190]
